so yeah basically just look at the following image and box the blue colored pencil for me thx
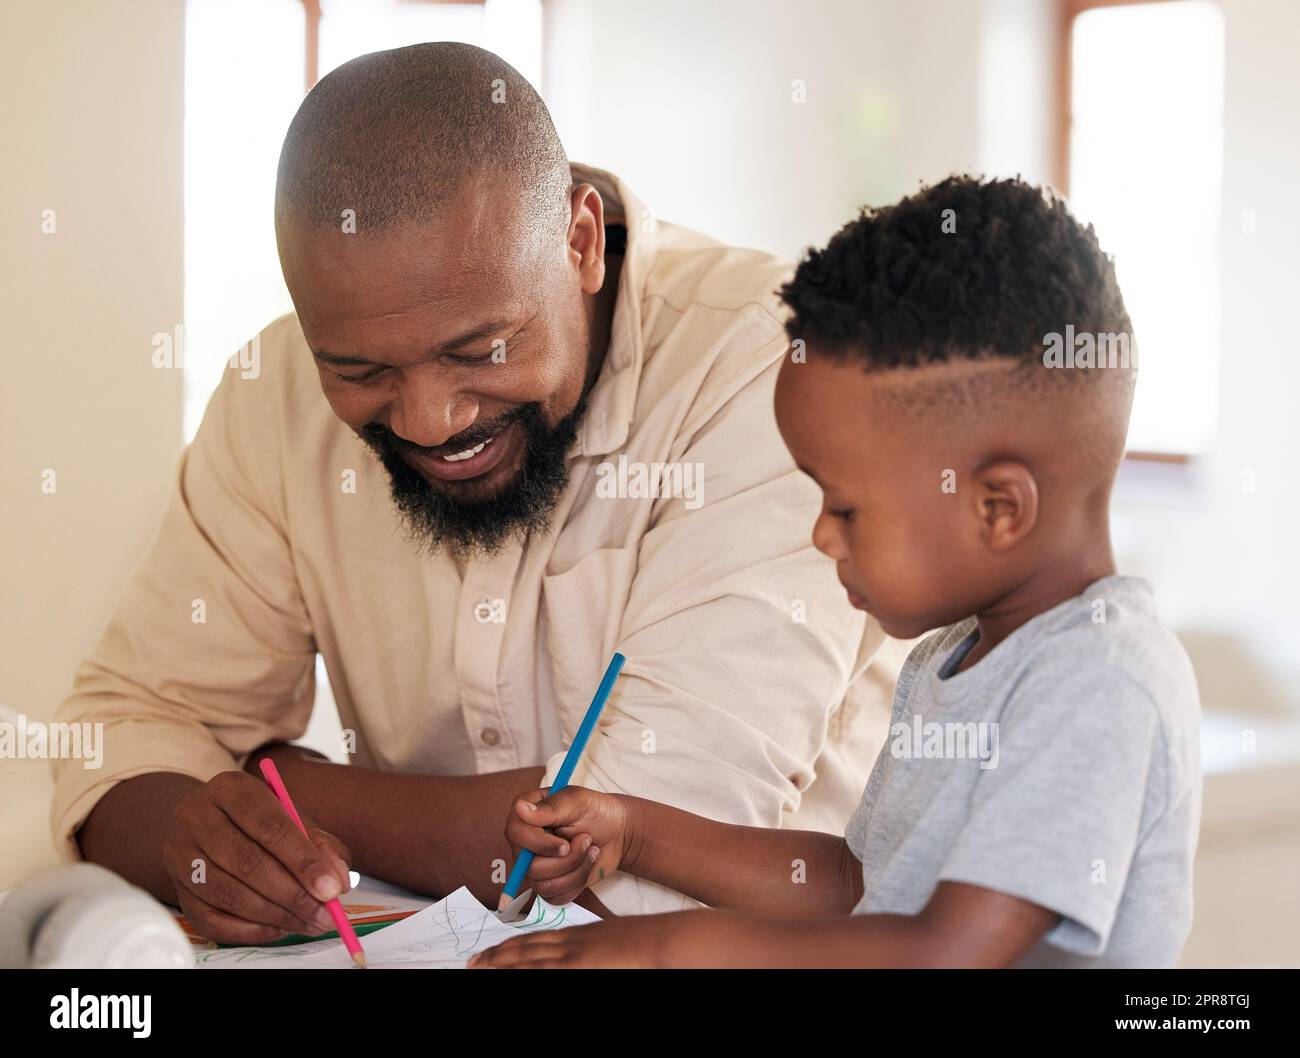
[500,651,626,904]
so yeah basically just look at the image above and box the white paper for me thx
[192,887,599,969]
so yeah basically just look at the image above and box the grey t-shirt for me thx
[845,575,1202,967]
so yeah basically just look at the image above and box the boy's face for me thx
[774,351,1002,639]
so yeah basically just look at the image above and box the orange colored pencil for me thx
[259,758,366,968]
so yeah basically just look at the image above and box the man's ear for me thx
[568,183,606,295]
[971,458,1038,552]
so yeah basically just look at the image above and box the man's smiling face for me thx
[277,182,607,556]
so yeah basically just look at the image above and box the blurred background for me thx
[2,0,1296,965]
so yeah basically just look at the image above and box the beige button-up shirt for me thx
[51,164,905,915]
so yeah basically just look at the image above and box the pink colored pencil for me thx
[259,758,366,968]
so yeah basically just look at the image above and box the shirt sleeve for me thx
[937,658,1165,956]
[542,318,883,916]
[49,345,318,861]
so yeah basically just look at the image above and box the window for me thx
[183,0,543,441]
[1061,0,1224,457]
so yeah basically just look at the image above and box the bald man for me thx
[53,43,904,942]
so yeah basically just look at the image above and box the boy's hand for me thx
[469,909,735,969]
[469,913,674,969]
[505,786,635,904]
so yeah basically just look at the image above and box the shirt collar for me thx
[568,162,657,457]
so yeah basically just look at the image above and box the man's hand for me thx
[505,786,637,905]
[161,770,353,944]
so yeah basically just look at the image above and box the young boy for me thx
[469,176,1202,969]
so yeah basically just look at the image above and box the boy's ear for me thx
[971,459,1038,552]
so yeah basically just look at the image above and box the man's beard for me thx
[359,395,589,561]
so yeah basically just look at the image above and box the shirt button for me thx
[480,727,501,746]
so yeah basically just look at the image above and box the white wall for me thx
[0,0,186,887]
[544,0,988,262]
[0,0,186,722]
[1110,0,1300,710]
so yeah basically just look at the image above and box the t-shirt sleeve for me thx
[937,659,1164,956]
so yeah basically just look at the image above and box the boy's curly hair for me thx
[779,175,1132,370]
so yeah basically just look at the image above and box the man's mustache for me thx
[361,408,527,459]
